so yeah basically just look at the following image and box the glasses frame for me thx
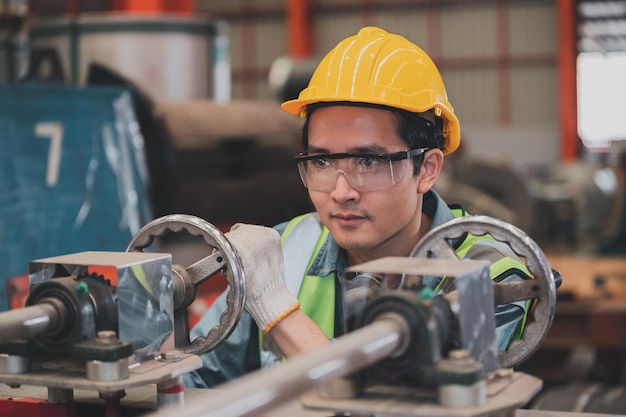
[294,147,429,165]
[294,147,430,192]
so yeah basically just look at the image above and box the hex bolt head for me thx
[495,368,514,379]
[96,330,118,344]
[134,348,156,361]
[160,350,181,362]
[449,349,471,360]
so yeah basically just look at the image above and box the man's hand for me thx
[225,224,300,333]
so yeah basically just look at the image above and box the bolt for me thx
[99,390,126,400]
[449,349,471,360]
[495,368,513,379]
[96,330,118,344]
[134,348,156,361]
[159,350,181,362]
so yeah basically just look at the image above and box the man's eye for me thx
[313,158,330,168]
[358,157,378,168]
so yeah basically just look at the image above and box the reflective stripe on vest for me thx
[281,213,335,338]
[259,214,335,366]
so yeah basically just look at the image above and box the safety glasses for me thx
[294,148,428,192]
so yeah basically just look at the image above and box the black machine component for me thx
[355,289,485,389]
[0,274,120,357]
[25,274,117,351]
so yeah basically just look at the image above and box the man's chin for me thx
[334,233,374,253]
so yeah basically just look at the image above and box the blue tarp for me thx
[0,83,153,311]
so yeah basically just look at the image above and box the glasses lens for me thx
[297,154,410,192]
[297,158,339,191]
[346,157,394,191]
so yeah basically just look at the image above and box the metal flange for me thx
[410,215,557,368]
[127,214,245,355]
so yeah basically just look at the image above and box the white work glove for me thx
[225,223,300,333]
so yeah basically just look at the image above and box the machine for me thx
[0,214,564,417]
[0,214,247,416]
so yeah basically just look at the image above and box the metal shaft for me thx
[146,313,410,417]
[0,302,60,342]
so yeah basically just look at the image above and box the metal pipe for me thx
[0,302,60,342]
[146,314,410,417]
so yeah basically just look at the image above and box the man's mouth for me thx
[331,212,368,226]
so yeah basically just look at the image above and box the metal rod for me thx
[0,302,60,342]
[146,314,409,417]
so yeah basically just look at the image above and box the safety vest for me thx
[259,209,530,366]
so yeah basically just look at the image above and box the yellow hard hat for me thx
[282,26,460,155]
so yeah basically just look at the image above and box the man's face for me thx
[306,105,427,261]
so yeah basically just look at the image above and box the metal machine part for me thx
[0,246,208,414]
[358,290,487,385]
[0,345,202,412]
[127,214,246,355]
[0,301,63,346]
[409,215,558,368]
[146,312,414,417]
[26,274,117,352]
[0,215,247,415]
[144,258,544,417]
[0,274,119,357]
[16,251,174,354]
[343,272,385,331]
[347,257,500,381]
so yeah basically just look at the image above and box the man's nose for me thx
[330,170,360,199]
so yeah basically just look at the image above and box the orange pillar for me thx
[557,0,579,161]
[66,0,79,15]
[287,0,312,58]
[109,0,193,14]
[163,0,193,14]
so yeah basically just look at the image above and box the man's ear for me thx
[417,149,444,194]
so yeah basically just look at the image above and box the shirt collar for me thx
[427,189,456,228]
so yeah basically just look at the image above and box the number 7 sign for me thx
[35,122,63,187]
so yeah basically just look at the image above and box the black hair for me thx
[301,101,445,175]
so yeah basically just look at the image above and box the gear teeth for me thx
[76,271,117,295]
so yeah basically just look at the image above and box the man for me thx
[182,26,528,388]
